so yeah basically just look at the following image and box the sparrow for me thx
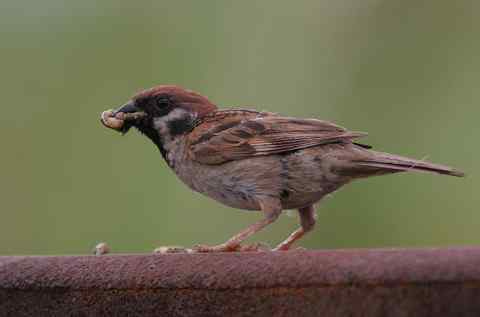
[101,85,464,252]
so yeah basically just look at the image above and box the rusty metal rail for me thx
[1,247,480,316]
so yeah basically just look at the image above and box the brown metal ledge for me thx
[1,247,480,316]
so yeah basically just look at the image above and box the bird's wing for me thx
[188,110,367,165]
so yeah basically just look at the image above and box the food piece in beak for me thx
[101,110,125,130]
[100,100,146,133]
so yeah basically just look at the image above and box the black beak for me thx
[109,100,143,134]
[112,100,141,115]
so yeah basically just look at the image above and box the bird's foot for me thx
[239,242,270,252]
[273,245,307,252]
[193,242,270,253]
[153,246,193,254]
[193,242,241,253]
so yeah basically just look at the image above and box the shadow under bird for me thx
[101,85,464,252]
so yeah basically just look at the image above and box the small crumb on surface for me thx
[93,242,110,256]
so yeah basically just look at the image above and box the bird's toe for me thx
[192,243,242,253]
[153,246,192,254]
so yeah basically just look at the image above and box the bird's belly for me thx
[173,148,349,211]
[207,189,261,211]
[280,189,336,210]
[174,156,285,211]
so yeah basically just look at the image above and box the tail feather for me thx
[353,151,465,177]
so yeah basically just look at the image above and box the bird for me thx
[101,85,464,252]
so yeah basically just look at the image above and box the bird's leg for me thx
[194,197,282,252]
[273,205,316,251]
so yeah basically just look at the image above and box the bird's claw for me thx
[153,246,192,254]
[241,242,271,252]
[193,243,241,253]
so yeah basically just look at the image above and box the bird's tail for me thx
[351,150,465,177]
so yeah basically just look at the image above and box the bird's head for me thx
[101,85,217,152]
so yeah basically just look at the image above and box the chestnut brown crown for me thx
[132,85,217,118]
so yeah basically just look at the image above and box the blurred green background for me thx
[1,1,478,255]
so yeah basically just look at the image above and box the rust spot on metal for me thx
[1,248,480,316]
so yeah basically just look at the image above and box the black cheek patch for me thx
[168,116,194,137]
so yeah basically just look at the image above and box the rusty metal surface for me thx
[1,247,480,316]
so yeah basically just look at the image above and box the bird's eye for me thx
[156,96,170,108]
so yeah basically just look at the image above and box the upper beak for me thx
[112,100,141,115]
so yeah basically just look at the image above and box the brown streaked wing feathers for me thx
[189,110,367,165]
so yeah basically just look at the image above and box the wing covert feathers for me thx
[189,110,366,165]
